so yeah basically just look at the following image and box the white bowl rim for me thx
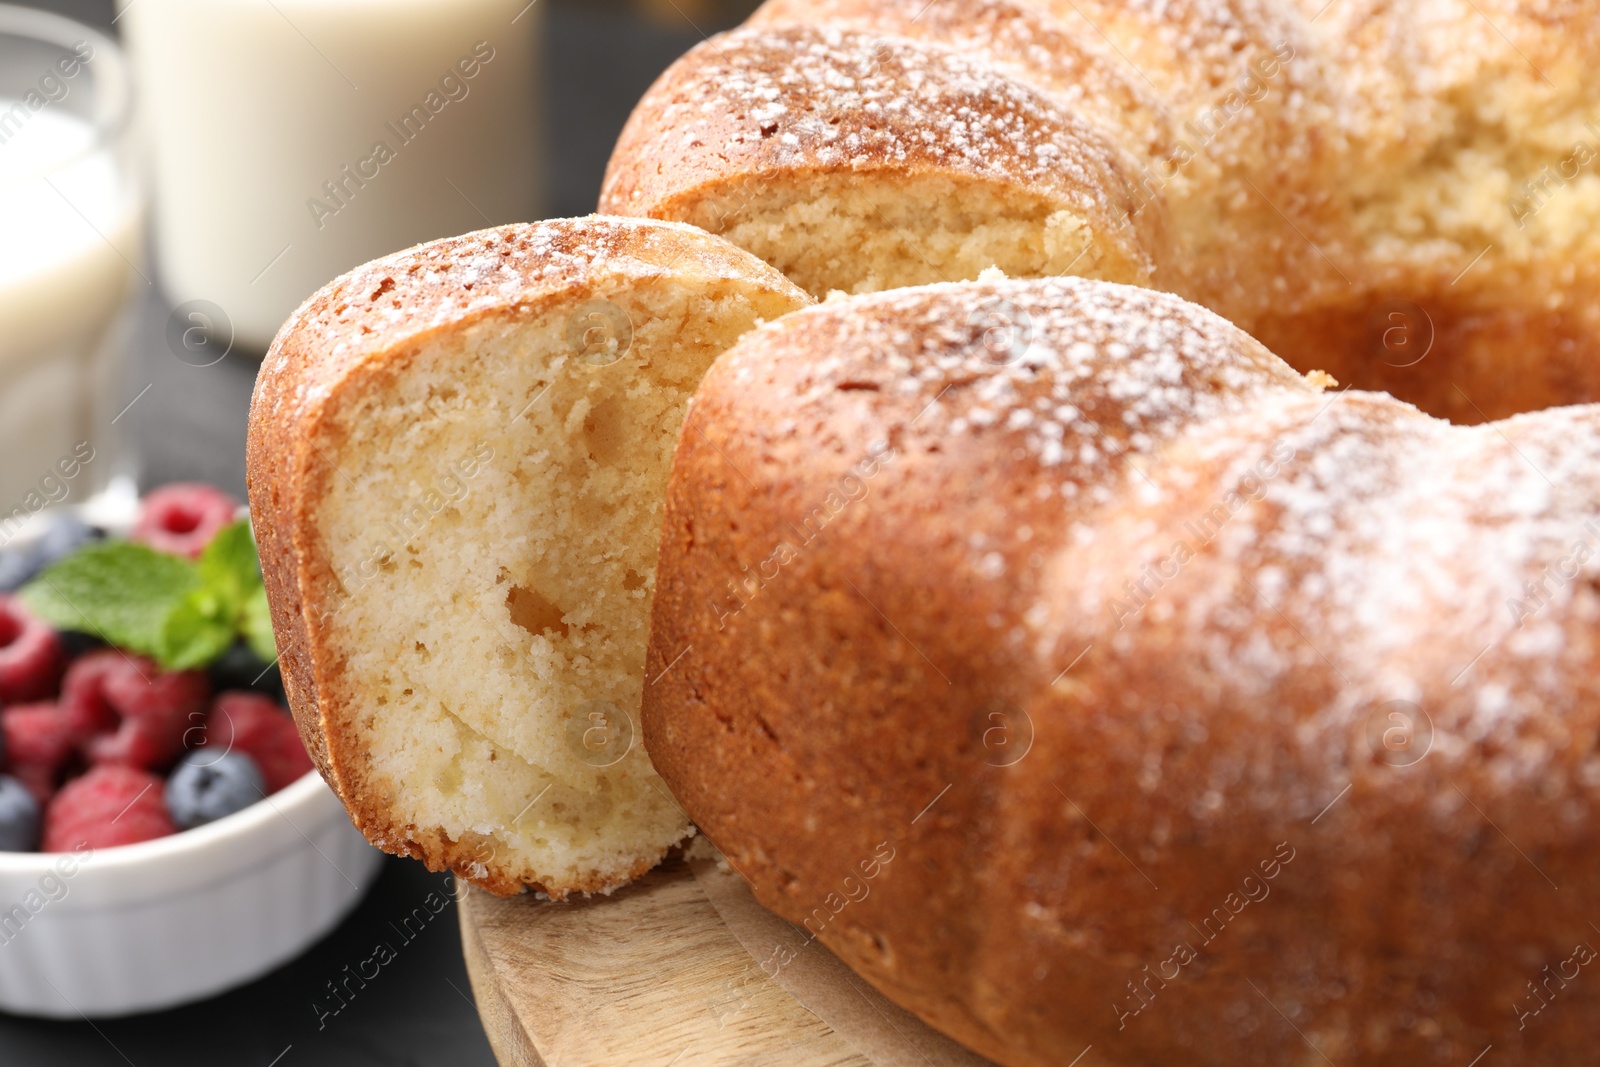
[0,768,328,874]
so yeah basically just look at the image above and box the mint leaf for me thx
[242,584,278,663]
[161,587,238,670]
[202,520,277,664]
[20,543,200,659]
[198,521,260,616]
[21,517,280,673]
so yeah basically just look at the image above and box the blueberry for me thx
[33,515,101,569]
[210,642,285,702]
[0,775,41,851]
[56,630,104,661]
[165,750,265,829]
[0,547,40,593]
[0,515,101,593]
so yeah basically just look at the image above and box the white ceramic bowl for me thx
[0,494,384,1016]
[0,768,383,1018]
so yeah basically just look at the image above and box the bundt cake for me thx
[244,3,1600,1062]
[247,218,809,895]
[644,276,1600,1067]
[602,0,1600,425]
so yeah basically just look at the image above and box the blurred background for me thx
[0,0,760,1062]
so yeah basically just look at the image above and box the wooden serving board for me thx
[459,851,996,1067]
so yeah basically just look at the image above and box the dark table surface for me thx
[2,2,752,1063]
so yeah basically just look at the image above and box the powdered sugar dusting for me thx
[608,23,1139,221]
[1052,360,1600,800]
[608,0,1597,359]
[254,217,790,422]
[755,275,1311,481]
[731,276,1600,802]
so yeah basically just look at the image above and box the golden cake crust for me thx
[603,21,1176,293]
[644,277,1600,1066]
[603,0,1600,423]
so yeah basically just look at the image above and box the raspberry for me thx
[1,702,74,807]
[130,483,239,559]
[203,692,314,792]
[2,703,74,769]
[102,656,211,724]
[0,596,64,703]
[59,650,121,736]
[43,765,174,851]
[61,650,210,772]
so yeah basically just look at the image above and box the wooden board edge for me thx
[459,883,546,1067]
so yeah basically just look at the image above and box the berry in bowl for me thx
[0,484,382,1018]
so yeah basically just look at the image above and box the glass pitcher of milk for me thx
[0,6,141,525]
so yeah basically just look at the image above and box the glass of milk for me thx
[123,0,543,353]
[0,6,141,522]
